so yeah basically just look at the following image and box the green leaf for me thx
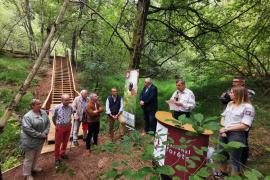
[226,141,246,149]
[202,116,219,124]
[190,156,201,161]
[193,113,204,123]
[189,174,203,180]
[226,176,242,180]
[211,153,227,161]
[244,169,263,180]
[179,137,186,144]
[141,144,154,160]
[122,169,133,178]
[196,167,210,178]
[174,145,188,149]
[193,146,204,156]
[187,159,196,169]
[105,169,118,179]
[265,175,270,180]
[156,166,175,176]
[205,162,219,168]
[265,147,270,152]
[111,162,120,167]
[134,167,153,179]
[175,165,188,172]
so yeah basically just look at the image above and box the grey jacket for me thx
[20,109,50,152]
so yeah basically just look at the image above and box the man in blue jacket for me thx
[140,78,158,135]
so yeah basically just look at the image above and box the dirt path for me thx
[2,137,138,180]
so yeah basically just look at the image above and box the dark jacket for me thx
[108,96,121,115]
[140,84,158,112]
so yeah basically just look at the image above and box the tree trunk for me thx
[40,0,45,51]
[46,25,51,63]
[24,0,38,60]
[71,29,77,66]
[129,0,150,69]
[71,0,86,66]
[0,0,70,130]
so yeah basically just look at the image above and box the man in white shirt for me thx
[105,88,125,141]
[168,79,195,119]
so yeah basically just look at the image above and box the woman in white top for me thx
[217,86,255,176]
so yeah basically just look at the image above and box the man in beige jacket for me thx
[72,90,89,146]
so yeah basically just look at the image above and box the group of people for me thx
[139,77,256,177]
[18,76,255,179]
[19,88,124,180]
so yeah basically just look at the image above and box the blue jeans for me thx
[219,131,247,172]
[143,110,157,133]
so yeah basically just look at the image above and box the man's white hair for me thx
[145,78,152,83]
[61,94,70,100]
[80,89,88,94]
[89,92,97,100]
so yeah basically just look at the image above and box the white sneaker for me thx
[32,167,42,173]
[26,175,34,180]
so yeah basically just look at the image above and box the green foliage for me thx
[244,169,263,180]
[55,162,76,177]
[1,156,20,171]
[0,120,21,171]
[0,56,31,85]
[16,92,34,114]
[0,87,12,103]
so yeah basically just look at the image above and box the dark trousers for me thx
[219,131,246,172]
[86,121,100,150]
[241,130,249,165]
[143,110,157,133]
[173,111,190,119]
[0,165,2,180]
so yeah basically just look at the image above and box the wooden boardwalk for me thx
[41,55,81,152]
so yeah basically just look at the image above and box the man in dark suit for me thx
[140,78,158,135]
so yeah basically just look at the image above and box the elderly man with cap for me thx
[52,94,73,168]
[72,89,89,146]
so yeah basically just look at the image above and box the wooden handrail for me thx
[41,52,56,109]
[67,50,79,96]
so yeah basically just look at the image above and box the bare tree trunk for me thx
[0,0,70,130]
[129,0,150,69]
[40,0,45,51]
[24,0,38,60]
[71,0,86,66]
[71,29,77,65]
[46,25,52,63]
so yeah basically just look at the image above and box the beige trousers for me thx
[109,114,126,140]
[23,146,42,176]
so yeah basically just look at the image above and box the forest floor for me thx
[2,136,151,180]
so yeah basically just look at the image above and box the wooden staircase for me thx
[42,54,79,143]
[52,57,75,104]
